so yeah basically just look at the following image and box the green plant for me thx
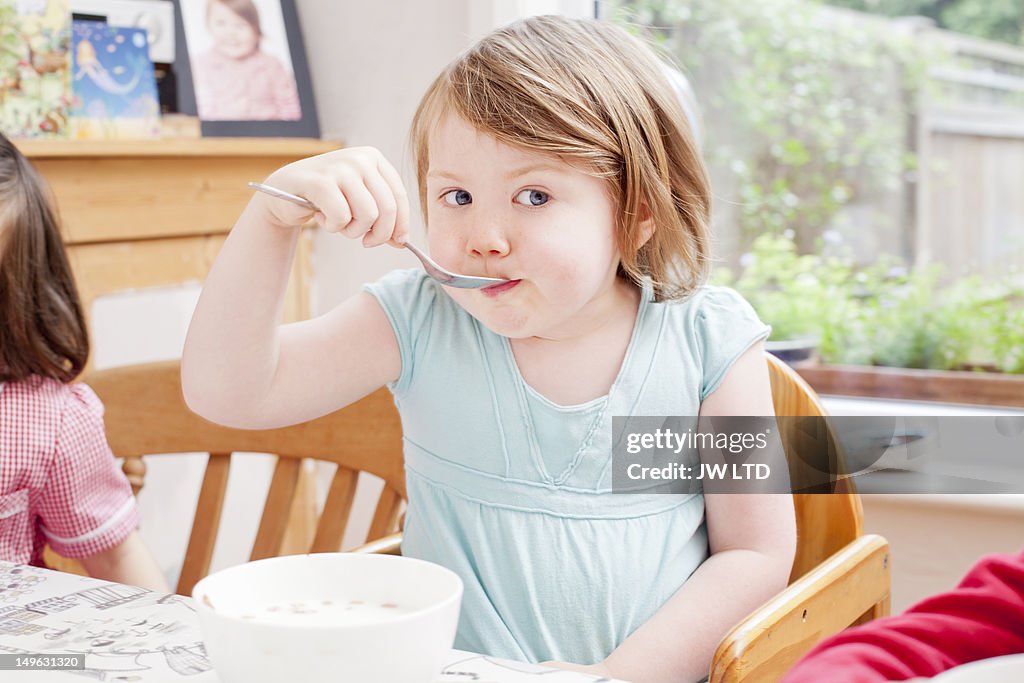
[826,0,1024,47]
[712,233,831,342]
[715,233,1024,373]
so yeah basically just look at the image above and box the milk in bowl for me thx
[192,553,463,683]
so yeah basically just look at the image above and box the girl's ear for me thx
[636,203,656,248]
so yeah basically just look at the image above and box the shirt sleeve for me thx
[363,268,441,397]
[694,286,771,400]
[781,550,1024,682]
[37,383,139,558]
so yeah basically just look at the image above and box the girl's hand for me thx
[259,146,410,248]
[540,659,614,677]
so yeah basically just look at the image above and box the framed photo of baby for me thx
[172,0,319,137]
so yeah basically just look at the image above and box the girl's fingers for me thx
[302,179,351,232]
[374,155,411,246]
[360,170,398,247]
[263,148,409,246]
[333,169,378,238]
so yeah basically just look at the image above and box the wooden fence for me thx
[916,30,1024,279]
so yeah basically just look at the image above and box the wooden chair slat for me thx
[176,452,232,596]
[310,466,359,553]
[366,486,403,542]
[766,355,863,581]
[250,457,302,561]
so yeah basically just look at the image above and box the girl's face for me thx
[425,113,632,341]
[207,2,258,60]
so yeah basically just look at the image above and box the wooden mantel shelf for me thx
[21,136,342,373]
[20,137,343,246]
[16,137,341,159]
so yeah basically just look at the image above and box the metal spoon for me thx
[248,182,511,290]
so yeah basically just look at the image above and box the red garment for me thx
[0,377,139,566]
[781,549,1024,682]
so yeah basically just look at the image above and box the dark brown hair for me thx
[410,15,712,302]
[0,133,89,383]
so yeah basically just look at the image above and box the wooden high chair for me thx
[708,354,891,682]
[47,360,406,596]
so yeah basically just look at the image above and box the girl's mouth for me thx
[481,279,521,297]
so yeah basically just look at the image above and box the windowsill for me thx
[860,492,1024,514]
[823,395,1024,417]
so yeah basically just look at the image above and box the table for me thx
[0,562,622,682]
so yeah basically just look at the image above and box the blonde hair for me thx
[410,15,711,301]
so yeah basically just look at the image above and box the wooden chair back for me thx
[708,355,890,682]
[83,360,405,596]
[765,353,863,581]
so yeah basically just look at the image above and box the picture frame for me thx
[171,0,319,137]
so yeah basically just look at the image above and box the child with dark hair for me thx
[0,133,166,591]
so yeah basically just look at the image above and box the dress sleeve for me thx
[36,384,139,558]
[781,550,1024,682]
[363,268,441,397]
[694,286,771,400]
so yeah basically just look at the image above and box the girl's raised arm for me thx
[181,147,409,429]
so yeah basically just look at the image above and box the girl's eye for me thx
[441,189,472,206]
[515,189,549,207]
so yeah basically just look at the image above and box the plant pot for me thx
[765,338,819,366]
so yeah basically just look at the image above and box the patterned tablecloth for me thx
[0,561,624,682]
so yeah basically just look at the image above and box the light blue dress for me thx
[364,269,770,665]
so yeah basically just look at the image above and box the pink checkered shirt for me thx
[0,377,139,567]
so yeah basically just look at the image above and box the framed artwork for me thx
[0,0,72,138]
[172,0,318,137]
[69,21,161,139]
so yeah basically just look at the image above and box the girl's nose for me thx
[466,223,510,258]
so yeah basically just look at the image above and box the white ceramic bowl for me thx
[192,553,463,683]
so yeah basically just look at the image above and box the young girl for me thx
[0,133,167,592]
[190,0,301,121]
[182,15,796,682]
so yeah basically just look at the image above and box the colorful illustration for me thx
[69,20,159,139]
[0,0,72,138]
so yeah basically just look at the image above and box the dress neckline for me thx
[500,280,652,412]
[497,280,653,486]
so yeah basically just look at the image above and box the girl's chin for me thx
[469,309,534,338]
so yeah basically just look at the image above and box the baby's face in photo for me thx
[207,1,259,60]
[425,114,627,341]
